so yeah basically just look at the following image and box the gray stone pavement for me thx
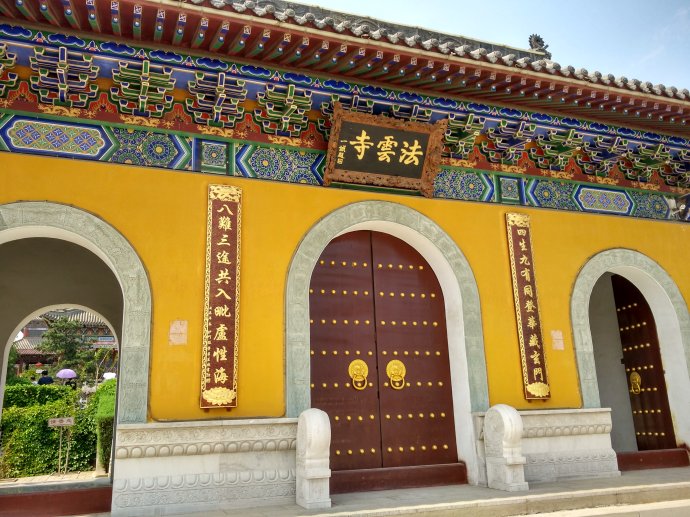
[78,467,690,517]
[4,467,690,516]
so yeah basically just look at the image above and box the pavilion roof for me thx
[12,336,46,355]
[42,309,110,327]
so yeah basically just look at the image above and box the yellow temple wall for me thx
[4,152,690,420]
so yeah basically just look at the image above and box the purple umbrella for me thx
[56,368,77,379]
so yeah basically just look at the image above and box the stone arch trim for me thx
[285,200,488,417]
[0,202,151,423]
[571,248,690,444]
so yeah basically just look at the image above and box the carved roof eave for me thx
[178,0,689,98]
[0,0,688,136]
[149,1,690,136]
[183,0,546,60]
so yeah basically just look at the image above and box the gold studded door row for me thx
[309,231,458,474]
[611,274,676,450]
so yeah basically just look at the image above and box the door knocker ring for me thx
[348,359,369,390]
[386,359,406,390]
[629,371,642,395]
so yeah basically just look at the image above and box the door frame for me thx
[571,249,690,449]
[0,201,152,425]
[285,200,488,484]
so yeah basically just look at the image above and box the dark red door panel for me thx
[310,231,381,470]
[310,231,459,474]
[371,232,458,467]
[612,274,676,450]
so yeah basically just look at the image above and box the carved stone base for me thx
[475,408,620,486]
[484,405,528,492]
[111,419,297,516]
[296,409,331,509]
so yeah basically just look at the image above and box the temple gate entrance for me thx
[611,274,676,450]
[309,230,465,492]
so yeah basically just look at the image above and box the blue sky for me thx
[302,0,690,90]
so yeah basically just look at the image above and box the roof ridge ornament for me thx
[528,34,551,60]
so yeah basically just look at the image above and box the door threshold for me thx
[617,448,690,471]
[331,462,467,494]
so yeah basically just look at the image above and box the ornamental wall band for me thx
[506,213,550,400]
[324,103,447,197]
[201,184,242,408]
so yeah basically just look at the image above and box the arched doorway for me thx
[309,230,462,491]
[0,201,151,515]
[285,200,488,485]
[573,250,690,470]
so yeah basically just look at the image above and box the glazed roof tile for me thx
[190,0,689,97]
[189,0,546,59]
[12,336,45,354]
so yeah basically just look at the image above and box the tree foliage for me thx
[37,317,116,383]
[38,318,86,372]
[4,345,28,386]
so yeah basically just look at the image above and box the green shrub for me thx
[3,384,74,408]
[7,376,31,386]
[0,399,96,477]
[93,380,116,473]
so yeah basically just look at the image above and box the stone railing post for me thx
[484,404,529,492]
[296,408,331,509]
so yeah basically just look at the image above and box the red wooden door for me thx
[309,231,458,474]
[309,231,381,469]
[611,274,676,450]
[371,232,458,467]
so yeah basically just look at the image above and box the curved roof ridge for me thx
[186,0,689,93]
[189,0,549,60]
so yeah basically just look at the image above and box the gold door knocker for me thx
[629,371,642,395]
[386,359,406,390]
[348,359,369,390]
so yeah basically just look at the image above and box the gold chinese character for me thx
[528,334,540,347]
[217,234,232,246]
[376,135,398,162]
[533,367,544,382]
[519,255,531,266]
[216,251,231,265]
[348,130,373,159]
[519,239,527,252]
[524,299,536,313]
[520,268,531,282]
[530,350,541,365]
[218,216,233,231]
[527,316,537,330]
[338,145,346,152]
[215,268,232,285]
[213,367,229,384]
[523,285,534,297]
[213,346,228,362]
[214,323,228,341]
[217,204,233,215]
[214,305,231,317]
[517,229,527,236]
[215,288,232,300]
[399,139,423,165]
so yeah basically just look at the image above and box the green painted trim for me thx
[328,182,423,196]
[440,165,669,198]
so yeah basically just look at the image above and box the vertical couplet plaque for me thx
[506,213,550,400]
[201,184,241,408]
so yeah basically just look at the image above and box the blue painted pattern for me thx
[235,145,324,185]
[434,169,494,202]
[575,186,632,215]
